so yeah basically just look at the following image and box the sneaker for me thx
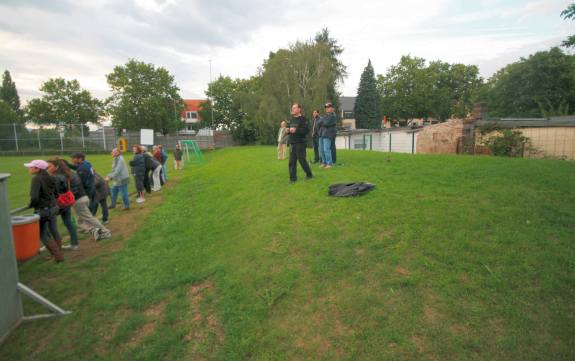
[98,229,112,240]
[324,165,333,169]
[102,220,109,225]
[136,197,145,204]
[70,245,79,251]
[319,164,326,168]
[91,228,101,240]
[305,175,313,180]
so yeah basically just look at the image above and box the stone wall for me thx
[416,119,465,154]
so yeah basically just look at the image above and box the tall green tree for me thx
[1,70,21,112]
[106,59,184,135]
[484,47,575,117]
[354,60,381,129]
[378,56,482,121]
[314,28,347,112]
[561,3,575,48]
[25,78,101,127]
[0,100,22,150]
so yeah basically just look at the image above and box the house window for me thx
[343,111,354,119]
[186,111,198,119]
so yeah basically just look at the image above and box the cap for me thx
[324,102,334,108]
[24,160,48,170]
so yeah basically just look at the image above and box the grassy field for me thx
[0,147,574,360]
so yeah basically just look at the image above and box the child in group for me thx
[105,148,130,210]
[174,144,183,170]
[129,145,147,203]
[93,171,110,224]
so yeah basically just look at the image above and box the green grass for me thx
[0,147,574,360]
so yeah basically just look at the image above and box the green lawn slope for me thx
[1,147,574,360]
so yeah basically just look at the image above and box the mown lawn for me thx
[0,147,574,360]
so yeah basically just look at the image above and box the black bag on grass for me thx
[328,182,375,197]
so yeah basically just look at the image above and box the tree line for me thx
[1,4,574,143]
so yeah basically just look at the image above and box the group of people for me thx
[24,143,185,263]
[128,144,181,203]
[24,153,113,262]
[277,102,338,182]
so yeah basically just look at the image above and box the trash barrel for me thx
[11,214,41,261]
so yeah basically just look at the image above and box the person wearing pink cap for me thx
[25,159,64,262]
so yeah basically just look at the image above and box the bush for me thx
[484,129,531,157]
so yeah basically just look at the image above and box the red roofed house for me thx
[181,99,205,130]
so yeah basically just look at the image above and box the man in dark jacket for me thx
[288,103,313,183]
[68,153,97,214]
[318,102,337,168]
[311,109,321,163]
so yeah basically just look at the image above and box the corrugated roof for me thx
[476,117,575,128]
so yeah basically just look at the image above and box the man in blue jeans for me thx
[105,148,131,210]
[318,102,337,169]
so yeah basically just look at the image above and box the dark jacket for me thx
[70,173,86,200]
[67,160,95,196]
[129,153,146,176]
[318,112,337,138]
[174,149,182,161]
[144,153,161,170]
[29,171,57,210]
[311,116,320,138]
[53,173,70,195]
[288,115,309,144]
[94,173,110,201]
[160,149,168,164]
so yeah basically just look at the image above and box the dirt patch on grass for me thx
[424,305,439,324]
[128,299,169,347]
[396,265,410,276]
[185,280,224,359]
[411,335,426,353]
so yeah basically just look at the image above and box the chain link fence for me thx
[0,124,235,155]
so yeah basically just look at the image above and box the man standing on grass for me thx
[318,102,337,169]
[311,109,321,163]
[288,103,313,183]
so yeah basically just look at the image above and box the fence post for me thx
[370,135,373,151]
[12,123,19,152]
[102,127,107,151]
[80,124,85,150]
[389,132,392,152]
[37,128,42,152]
[411,132,415,154]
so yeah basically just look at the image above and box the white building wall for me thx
[336,130,418,154]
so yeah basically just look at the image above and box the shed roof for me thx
[476,116,575,128]
[339,96,356,111]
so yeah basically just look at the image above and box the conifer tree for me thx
[354,60,381,129]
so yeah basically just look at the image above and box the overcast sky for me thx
[0,0,573,103]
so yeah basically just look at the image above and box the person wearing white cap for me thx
[25,159,64,262]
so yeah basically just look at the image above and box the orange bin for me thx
[11,214,41,261]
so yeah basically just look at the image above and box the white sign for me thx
[140,129,154,145]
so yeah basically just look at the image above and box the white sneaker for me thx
[70,245,79,251]
[136,197,145,203]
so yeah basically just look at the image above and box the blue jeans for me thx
[320,137,333,165]
[162,164,167,181]
[60,206,78,246]
[111,184,130,209]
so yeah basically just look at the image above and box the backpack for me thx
[328,182,375,197]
